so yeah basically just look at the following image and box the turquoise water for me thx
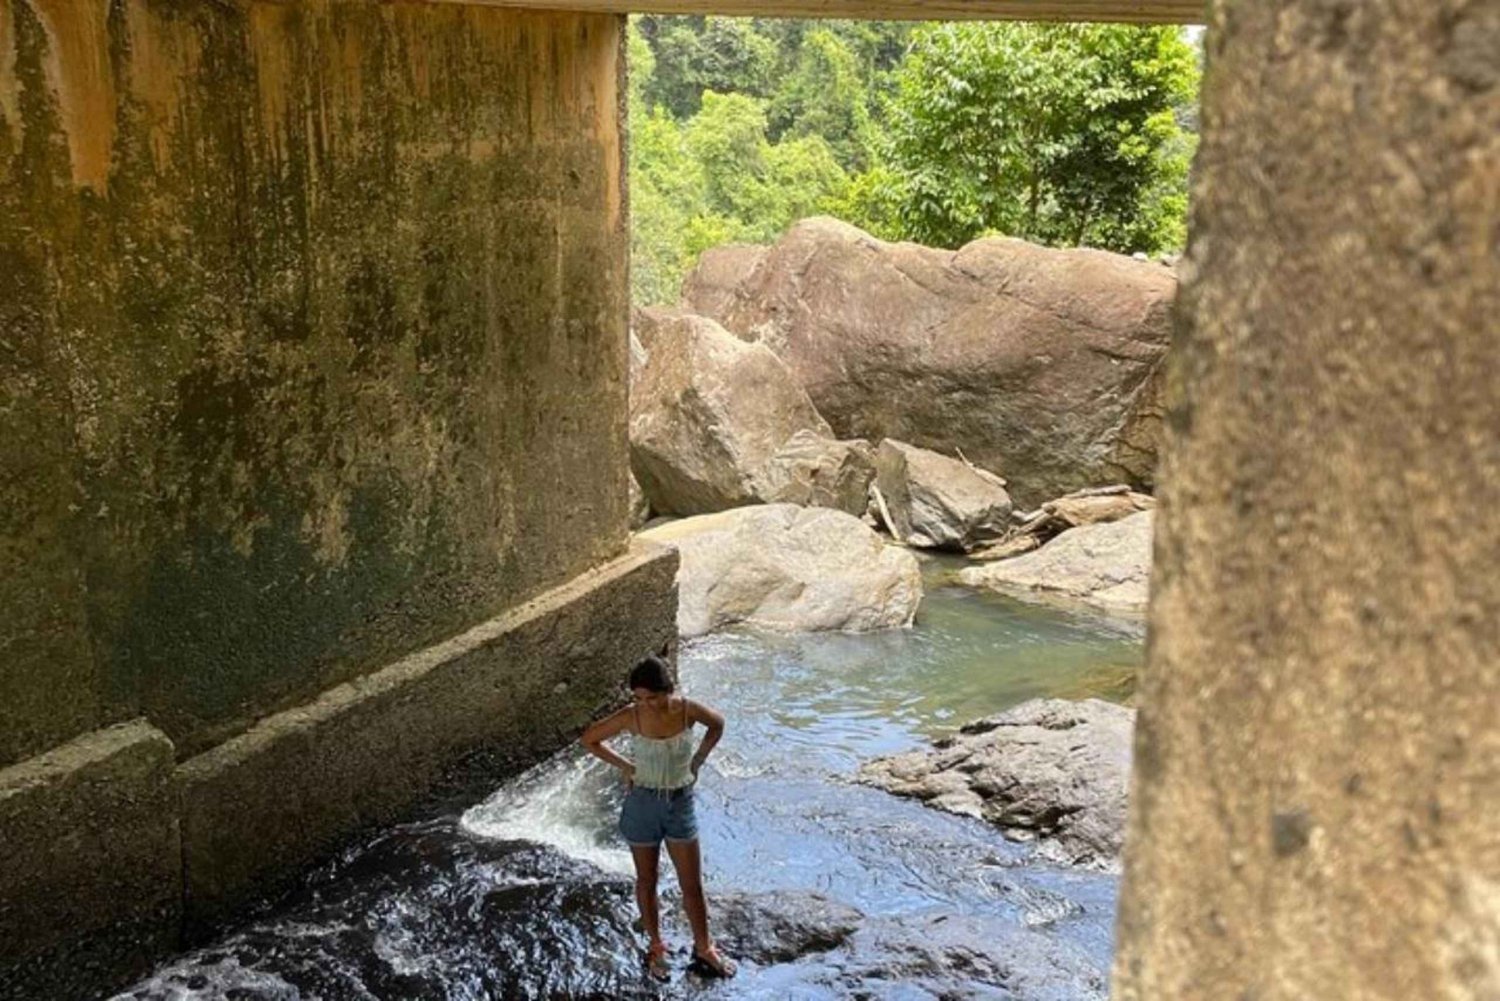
[117,570,1143,1000]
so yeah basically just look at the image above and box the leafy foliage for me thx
[628,17,1199,304]
[888,23,1197,252]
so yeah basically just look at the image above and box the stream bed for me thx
[115,566,1142,1001]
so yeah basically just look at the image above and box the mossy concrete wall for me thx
[0,1,673,995]
[1114,1,1500,998]
[0,542,677,1000]
[0,0,629,765]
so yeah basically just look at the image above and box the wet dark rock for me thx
[699,891,863,964]
[767,911,1108,1001]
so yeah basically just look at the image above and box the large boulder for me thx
[858,698,1134,869]
[637,504,922,638]
[959,509,1154,615]
[757,430,876,516]
[629,309,831,515]
[682,218,1175,508]
[873,439,1012,551]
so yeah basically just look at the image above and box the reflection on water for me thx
[117,576,1142,1000]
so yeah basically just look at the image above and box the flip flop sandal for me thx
[642,942,672,982]
[690,946,737,979]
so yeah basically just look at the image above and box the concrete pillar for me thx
[1114,1,1500,999]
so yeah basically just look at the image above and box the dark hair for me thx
[628,654,674,693]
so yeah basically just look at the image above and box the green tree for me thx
[684,90,770,216]
[686,91,849,240]
[888,23,1198,253]
[768,29,875,171]
[829,163,907,241]
[639,16,779,119]
[631,108,708,305]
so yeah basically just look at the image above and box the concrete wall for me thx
[0,2,681,996]
[437,0,1204,22]
[0,0,630,766]
[1114,1,1500,999]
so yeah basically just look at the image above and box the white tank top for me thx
[632,701,695,790]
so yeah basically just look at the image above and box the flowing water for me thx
[116,561,1143,1001]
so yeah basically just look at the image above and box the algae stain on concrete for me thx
[27,0,114,191]
[1,0,628,764]
[0,0,21,137]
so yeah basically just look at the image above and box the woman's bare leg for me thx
[664,838,710,951]
[630,844,663,948]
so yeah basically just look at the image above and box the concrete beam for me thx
[177,541,679,930]
[0,721,181,1001]
[453,0,1204,24]
[1112,0,1500,997]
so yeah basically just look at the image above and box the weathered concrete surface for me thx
[0,0,628,765]
[0,721,180,1001]
[1113,3,1500,999]
[465,0,1204,24]
[178,542,677,929]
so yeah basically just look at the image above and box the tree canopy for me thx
[628,17,1199,304]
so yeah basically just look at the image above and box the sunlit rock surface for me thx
[630,309,832,516]
[638,504,922,637]
[859,698,1134,869]
[683,217,1174,508]
[757,430,877,516]
[959,510,1154,615]
[873,439,1013,551]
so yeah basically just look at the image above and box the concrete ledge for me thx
[177,540,678,929]
[453,0,1204,24]
[0,720,181,1001]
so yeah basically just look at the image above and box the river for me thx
[115,560,1142,1000]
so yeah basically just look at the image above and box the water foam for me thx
[460,748,632,875]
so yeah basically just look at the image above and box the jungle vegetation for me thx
[629,17,1201,305]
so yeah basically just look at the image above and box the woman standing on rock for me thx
[580,654,737,981]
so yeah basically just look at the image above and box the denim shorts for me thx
[619,785,698,846]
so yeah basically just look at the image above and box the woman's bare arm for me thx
[581,706,635,783]
[685,699,725,776]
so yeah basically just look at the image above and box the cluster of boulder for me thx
[628,217,1174,637]
[623,220,1171,869]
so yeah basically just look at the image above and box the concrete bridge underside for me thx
[462,0,1203,23]
[1,0,1495,998]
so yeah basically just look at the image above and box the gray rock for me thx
[637,504,922,638]
[757,430,876,516]
[682,217,1175,508]
[874,439,1012,551]
[958,509,1154,615]
[1043,490,1155,529]
[629,309,831,516]
[627,469,650,529]
[858,698,1135,869]
[697,891,863,965]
